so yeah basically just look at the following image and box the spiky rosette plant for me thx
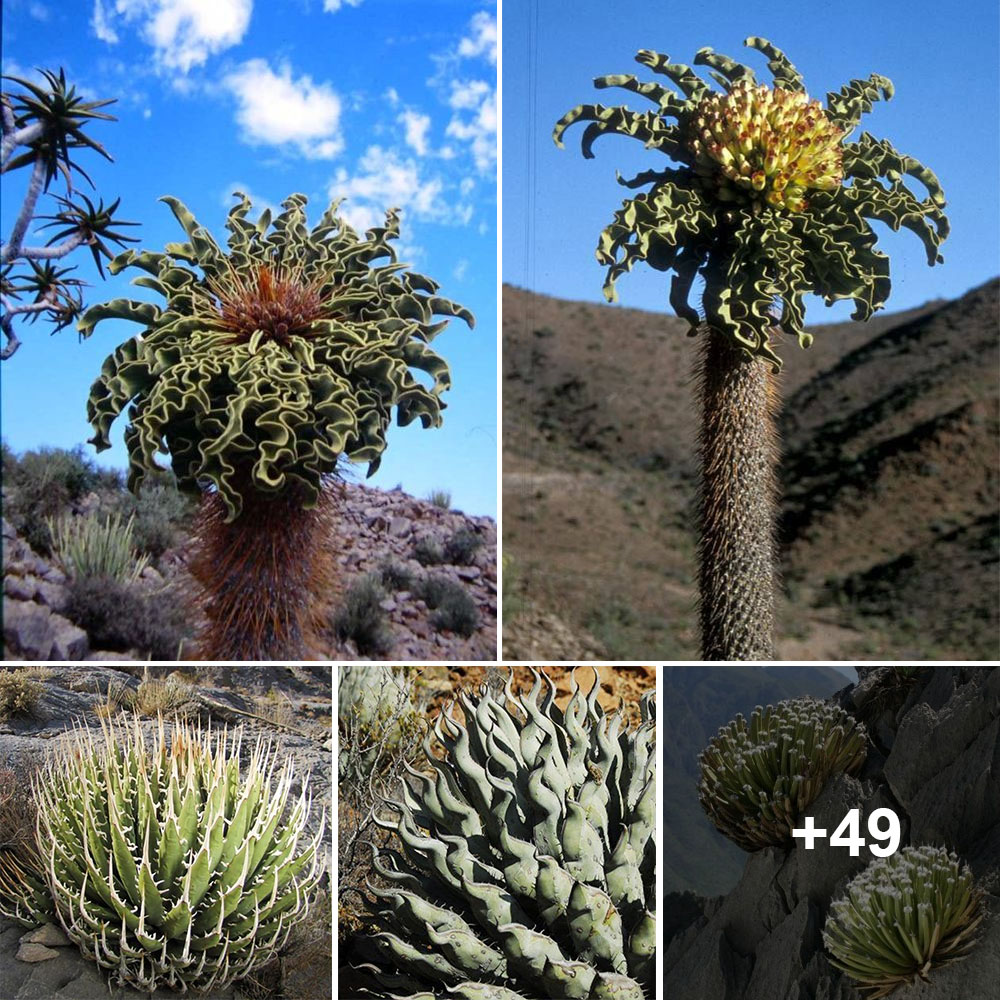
[352,667,656,1000]
[0,841,54,927]
[823,845,985,998]
[29,716,324,994]
[698,696,867,851]
[79,192,473,659]
[554,37,948,660]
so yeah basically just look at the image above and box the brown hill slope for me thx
[502,279,999,660]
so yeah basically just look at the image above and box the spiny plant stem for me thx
[189,480,341,660]
[697,328,779,660]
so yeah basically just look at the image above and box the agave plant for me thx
[24,716,325,993]
[79,192,473,659]
[555,37,948,660]
[823,845,985,998]
[352,667,656,1000]
[698,696,867,851]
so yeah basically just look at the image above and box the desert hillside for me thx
[503,279,999,660]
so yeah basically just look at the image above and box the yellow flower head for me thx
[688,81,845,212]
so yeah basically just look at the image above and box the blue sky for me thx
[504,0,1000,322]
[2,0,497,516]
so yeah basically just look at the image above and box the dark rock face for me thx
[664,666,1000,1000]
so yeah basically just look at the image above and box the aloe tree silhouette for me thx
[556,37,948,660]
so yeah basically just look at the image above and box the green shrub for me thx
[412,536,445,566]
[698,698,868,851]
[430,586,480,637]
[824,845,985,998]
[333,575,393,657]
[377,560,414,592]
[48,511,150,584]
[113,474,194,558]
[0,670,42,722]
[442,527,483,565]
[63,576,191,659]
[413,574,480,636]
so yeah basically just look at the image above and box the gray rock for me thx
[3,575,37,601]
[2,600,54,658]
[20,923,71,947]
[15,942,59,962]
[34,580,67,612]
[49,618,89,661]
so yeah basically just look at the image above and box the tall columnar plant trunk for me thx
[697,328,779,660]
[189,479,340,660]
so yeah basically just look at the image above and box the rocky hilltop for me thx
[663,666,1000,1000]
[3,481,497,662]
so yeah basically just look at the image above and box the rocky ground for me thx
[0,664,332,1000]
[2,481,497,662]
[663,666,1000,999]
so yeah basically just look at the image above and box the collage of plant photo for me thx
[1,2,998,1000]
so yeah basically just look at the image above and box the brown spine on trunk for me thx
[189,479,341,660]
[696,327,780,660]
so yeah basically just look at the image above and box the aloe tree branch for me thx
[1,122,45,167]
[17,233,86,260]
[1,156,46,264]
[1,312,22,359]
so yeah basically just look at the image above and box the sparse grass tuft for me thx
[442,528,483,566]
[48,511,150,584]
[377,559,414,592]
[414,575,480,637]
[426,488,452,509]
[412,537,445,566]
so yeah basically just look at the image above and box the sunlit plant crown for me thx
[553,37,949,367]
[688,81,844,212]
[32,716,324,993]
[80,193,473,518]
[823,845,984,998]
[698,697,867,851]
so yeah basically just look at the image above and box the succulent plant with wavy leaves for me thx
[698,696,867,851]
[80,192,473,659]
[351,667,656,1000]
[555,37,948,660]
[21,715,325,993]
[823,845,984,998]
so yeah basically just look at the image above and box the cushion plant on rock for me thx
[79,192,473,660]
[351,667,656,1000]
[698,696,868,851]
[555,37,948,660]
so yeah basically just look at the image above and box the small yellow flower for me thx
[687,80,845,212]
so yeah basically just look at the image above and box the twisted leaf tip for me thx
[555,36,948,369]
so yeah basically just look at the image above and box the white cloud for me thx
[331,145,454,233]
[453,258,468,281]
[457,11,497,66]
[225,58,343,159]
[446,78,496,175]
[28,3,51,22]
[92,0,119,42]
[92,0,252,72]
[399,109,431,156]
[323,0,362,11]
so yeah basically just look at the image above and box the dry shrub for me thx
[0,670,42,721]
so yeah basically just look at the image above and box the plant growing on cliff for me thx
[80,192,473,659]
[351,667,656,999]
[698,696,867,850]
[2,69,137,359]
[27,716,324,993]
[555,37,948,660]
[823,845,985,997]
